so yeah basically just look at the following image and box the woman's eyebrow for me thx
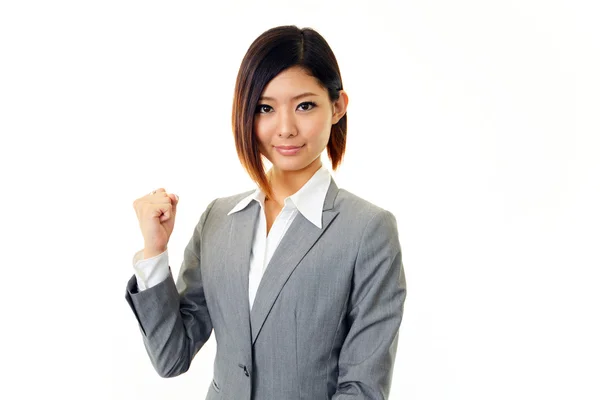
[259,92,318,102]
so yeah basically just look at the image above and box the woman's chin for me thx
[270,158,324,175]
[270,159,310,172]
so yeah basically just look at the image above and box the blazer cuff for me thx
[124,272,179,337]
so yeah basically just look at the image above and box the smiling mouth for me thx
[274,144,304,155]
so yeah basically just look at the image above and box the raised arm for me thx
[125,198,217,377]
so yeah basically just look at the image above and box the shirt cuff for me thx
[132,249,170,291]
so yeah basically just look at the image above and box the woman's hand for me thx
[133,188,179,259]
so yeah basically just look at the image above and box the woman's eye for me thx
[297,101,316,111]
[256,104,273,114]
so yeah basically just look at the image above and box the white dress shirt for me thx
[132,164,332,310]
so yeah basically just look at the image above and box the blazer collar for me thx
[249,178,340,344]
[226,177,340,355]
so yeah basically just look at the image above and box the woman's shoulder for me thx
[334,187,400,244]
[203,188,256,216]
[334,187,392,219]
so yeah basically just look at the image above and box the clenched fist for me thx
[133,188,179,259]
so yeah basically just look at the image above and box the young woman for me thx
[127,25,407,400]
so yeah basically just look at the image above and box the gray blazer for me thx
[125,179,407,399]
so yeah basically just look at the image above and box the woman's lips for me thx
[274,145,304,155]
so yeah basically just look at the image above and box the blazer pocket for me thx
[211,378,221,393]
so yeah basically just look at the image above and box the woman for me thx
[126,25,407,400]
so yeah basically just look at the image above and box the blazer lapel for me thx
[250,179,340,344]
[226,201,260,362]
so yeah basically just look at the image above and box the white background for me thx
[1,1,598,399]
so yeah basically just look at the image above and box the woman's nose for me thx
[277,109,298,137]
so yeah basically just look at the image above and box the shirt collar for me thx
[227,164,331,229]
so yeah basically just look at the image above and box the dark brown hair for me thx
[232,25,347,198]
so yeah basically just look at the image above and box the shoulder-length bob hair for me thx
[232,25,347,198]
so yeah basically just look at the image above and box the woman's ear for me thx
[332,90,349,124]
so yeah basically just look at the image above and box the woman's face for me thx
[254,66,347,175]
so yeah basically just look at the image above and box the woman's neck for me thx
[266,159,322,204]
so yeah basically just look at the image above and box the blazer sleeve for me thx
[124,198,217,378]
[332,209,407,399]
